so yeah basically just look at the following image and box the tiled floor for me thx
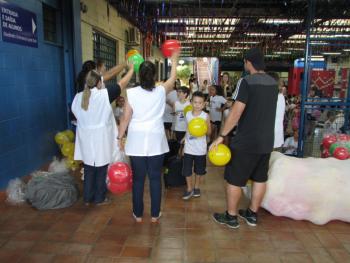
[0,165,350,263]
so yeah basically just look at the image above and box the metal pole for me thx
[344,70,350,131]
[297,0,315,157]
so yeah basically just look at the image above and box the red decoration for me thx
[322,135,337,149]
[338,134,350,142]
[321,148,330,158]
[333,147,349,160]
[108,162,132,184]
[161,39,181,58]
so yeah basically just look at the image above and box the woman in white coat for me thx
[118,52,179,222]
[268,72,286,149]
[72,65,134,206]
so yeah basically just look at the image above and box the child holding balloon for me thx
[182,91,211,200]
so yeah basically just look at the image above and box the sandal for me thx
[133,213,143,223]
[151,212,162,223]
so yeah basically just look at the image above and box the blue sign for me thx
[0,0,38,48]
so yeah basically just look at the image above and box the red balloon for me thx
[107,182,132,195]
[333,147,349,160]
[322,135,337,149]
[108,162,132,184]
[161,39,181,58]
[321,148,330,158]
[338,134,350,142]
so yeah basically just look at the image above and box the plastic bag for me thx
[111,147,129,164]
[6,178,26,205]
[48,157,69,173]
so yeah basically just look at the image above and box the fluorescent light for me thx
[158,18,239,26]
[230,46,250,50]
[247,33,276,37]
[235,41,259,44]
[274,51,291,55]
[322,52,341,55]
[287,48,304,51]
[164,32,188,36]
[181,46,194,50]
[343,49,350,52]
[259,18,303,24]
[283,40,305,44]
[265,54,280,58]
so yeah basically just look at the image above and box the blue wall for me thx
[0,0,78,189]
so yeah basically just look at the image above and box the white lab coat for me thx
[72,87,118,166]
[125,85,169,156]
[274,93,286,148]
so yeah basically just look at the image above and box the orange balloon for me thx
[127,49,139,59]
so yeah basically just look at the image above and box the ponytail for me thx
[81,70,101,111]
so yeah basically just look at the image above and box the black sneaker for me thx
[212,211,240,229]
[182,190,193,200]
[193,188,201,197]
[238,208,257,226]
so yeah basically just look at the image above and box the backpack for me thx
[164,145,186,188]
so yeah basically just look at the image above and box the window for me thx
[43,4,58,43]
[93,31,117,88]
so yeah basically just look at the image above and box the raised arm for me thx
[163,52,180,94]
[103,63,127,82]
[118,65,134,90]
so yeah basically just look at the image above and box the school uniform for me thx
[72,84,120,203]
[183,111,208,177]
[174,100,191,142]
[125,85,168,218]
[209,95,227,130]
[274,93,286,148]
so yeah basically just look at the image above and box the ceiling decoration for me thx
[112,0,350,61]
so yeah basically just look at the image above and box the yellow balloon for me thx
[63,130,75,141]
[65,157,80,171]
[55,132,69,145]
[126,49,139,59]
[183,105,193,116]
[188,118,207,137]
[208,144,231,166]
[61,142,75,157]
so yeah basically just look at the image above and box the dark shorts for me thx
[211,121,221,131]
[164,122,172,130]
[224,149,271,187]
[175,131,186,142]
[182,153,206,177]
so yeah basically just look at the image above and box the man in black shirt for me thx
[210,48,278,228]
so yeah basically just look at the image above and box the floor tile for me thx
[90,241,123,257]
[120,246,152,258]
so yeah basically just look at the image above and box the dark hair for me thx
[192,91,205,100]
[213,85,224,96]
[267,71,280,82]
[139,61,156,91]
[178,86,190,97]
[96,59,105,69]
[76,60,97,93]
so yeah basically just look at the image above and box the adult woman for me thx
[72,64,134,206]
[221,72,232,98]
[118,52,179,223]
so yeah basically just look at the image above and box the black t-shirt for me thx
[107,84,121,103]
[230,73,278,154]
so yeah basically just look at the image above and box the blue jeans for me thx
[83,164,108,203]
[130,154,164,217]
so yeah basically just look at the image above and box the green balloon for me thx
[128,53,144,73]
[329,142,340,155]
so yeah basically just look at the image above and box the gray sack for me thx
[25,171,79,210]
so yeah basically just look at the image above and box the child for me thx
[173,86,191,142]
[282,129,299,155]
[72,65,134,206]
[182,91,211,200]
[113,96,125,124]
[201,79,209,101]
[209,85,227,142]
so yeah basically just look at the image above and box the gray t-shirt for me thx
[231,73,278,153]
